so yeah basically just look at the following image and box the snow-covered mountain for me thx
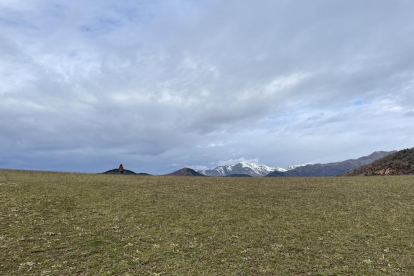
[198,162,287,177]
[286,164,307,170]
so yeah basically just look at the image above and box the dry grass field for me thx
[1,170,413,275]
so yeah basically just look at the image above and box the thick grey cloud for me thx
[1,0,414,174]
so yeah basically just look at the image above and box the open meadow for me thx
[1,170,413,275]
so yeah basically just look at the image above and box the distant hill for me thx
[103,169,137,175]
[102,169,151,176]
[266,151,396,177]
[225,174,253,177]
[198,162,286,177]
[342,148,414,176]
[166,168,206,177]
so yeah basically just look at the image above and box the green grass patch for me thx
[0,170,413,275]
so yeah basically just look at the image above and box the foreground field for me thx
[0,170,413,275]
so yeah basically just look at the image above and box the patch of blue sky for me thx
[47,3,67,19]
[106,2,161,26]
[0,15,36,29]
[352,99,370,106]
[111,4,146,22]
[68,50,78,58]
[79,18,122,35]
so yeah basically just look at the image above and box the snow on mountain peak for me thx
[286,164,307,170]
[198,162,287,177]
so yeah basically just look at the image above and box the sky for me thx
[1,0,414,174]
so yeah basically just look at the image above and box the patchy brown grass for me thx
[1,170,413,275]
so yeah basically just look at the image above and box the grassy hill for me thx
[1,169,414,275]
[103,168,137,175]
[165,167,205,176]
[343,147,414,176]
[103,169,151,176]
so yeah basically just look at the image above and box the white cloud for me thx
[196,141,234,148]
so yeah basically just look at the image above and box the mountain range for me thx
[342,148,414,176]
[198,162,286,177]
[102,150,398,177]
[266,151,395,177]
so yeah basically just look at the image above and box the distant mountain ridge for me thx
[198,162,286,177]
[266,151,396,177]
[342,148,414,176]
[166,168,206,176]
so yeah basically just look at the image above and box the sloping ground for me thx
[266,151,395,177]
[102,169,137,175]
[343,147,414,176]
[165,167,206,176]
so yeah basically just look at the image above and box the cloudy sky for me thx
[1,0,414,174]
